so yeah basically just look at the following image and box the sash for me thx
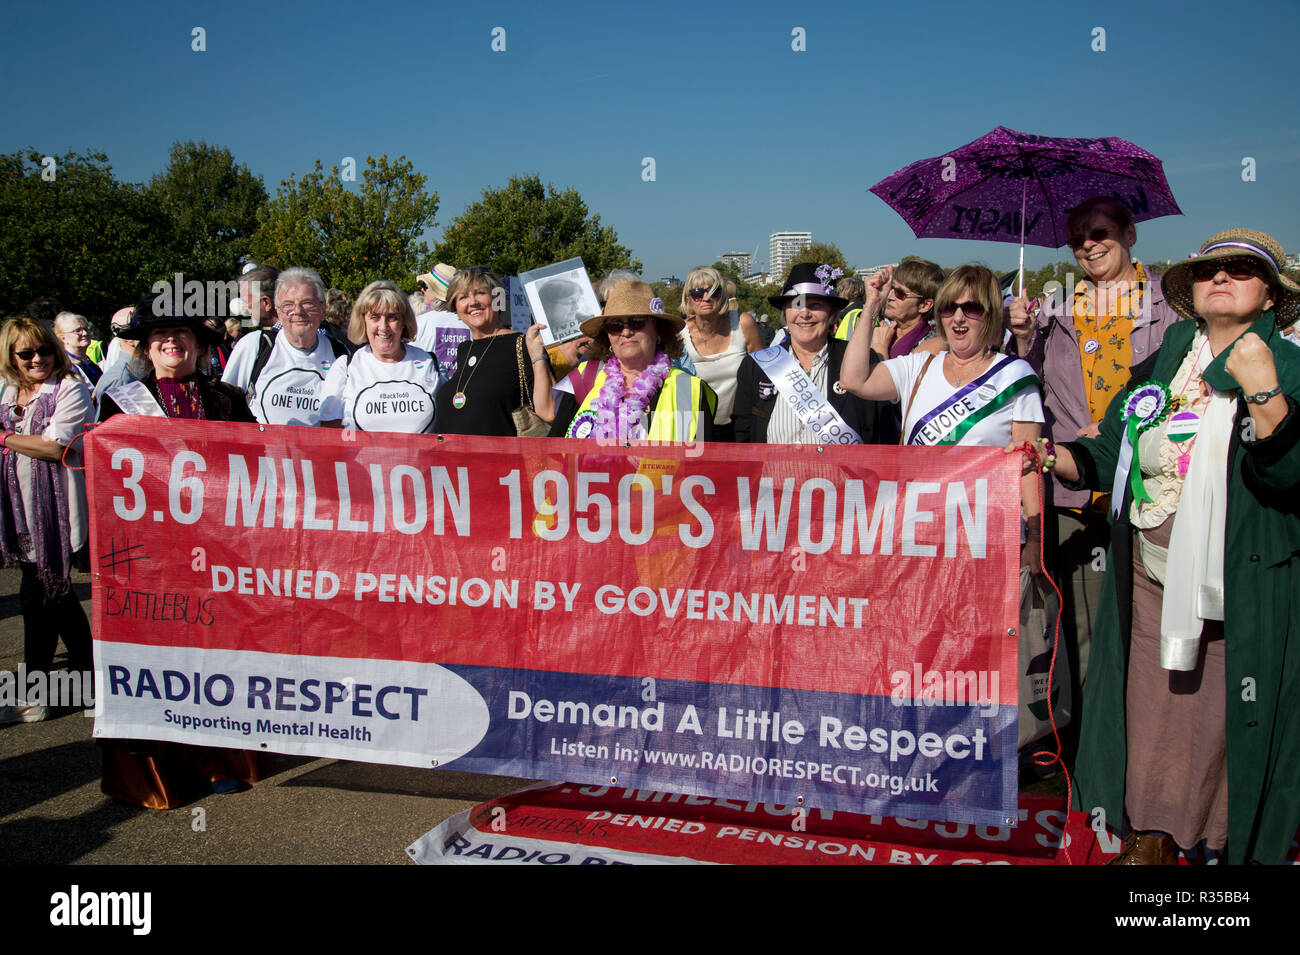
[906,355,1036,446]
[752,345,862,445]
[106,379,166,417]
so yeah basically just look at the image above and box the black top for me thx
[434,333,534,437]
[732,337,899,444]
[98,373,256,423]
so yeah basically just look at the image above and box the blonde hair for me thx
[933,265,1004,351]
[348,280,418,346]
[0,317,73,387]
[680,266,726,317]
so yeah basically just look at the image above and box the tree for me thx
[435,174,642,278]
[0,148,171,324]
[783,241,851,285]
[149,140,267,282]
[250,155,438,295]
[1022,260,1080,301]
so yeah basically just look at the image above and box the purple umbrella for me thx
[870,126,1181,289]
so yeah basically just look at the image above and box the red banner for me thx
[87,418,1022,824]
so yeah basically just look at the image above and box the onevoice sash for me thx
[752,345,862,445]
[906,354,1036,446]
[106,379,166,417]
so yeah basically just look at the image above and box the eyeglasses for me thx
[1068,225,1119,250]
[278,300,323,314]
[605,317,651,334]
[1191,257,1270,283]
[938,301,987,320]
[890,286,922,302]
[688,288,719,301]
[13,345,56,360]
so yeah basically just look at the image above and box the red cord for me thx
[1016,441,1074,864]
[61,422,95,470]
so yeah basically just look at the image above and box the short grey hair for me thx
[54,311,89,332]
[275,267,327,304]
[596,269,642,304]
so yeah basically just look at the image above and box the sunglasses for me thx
[890,286,922,301]
[13,345,56,360]
[1191,257,1270,283]
[938,301,987,320]
[1068,225,1119,250]
[688,287,719,301]
[605,317,651,334]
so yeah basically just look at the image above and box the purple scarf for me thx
[0,387,73,598]
[890,321,934,359]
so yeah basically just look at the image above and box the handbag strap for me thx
[899,353,937,446]
[514,335,535,411]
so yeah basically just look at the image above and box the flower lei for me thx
[591,350,671,440]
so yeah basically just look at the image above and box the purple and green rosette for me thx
[1109,381,1172,517]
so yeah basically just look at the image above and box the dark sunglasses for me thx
[688,287,718,301]
[13,345,56,360]
[938,301,987,320]
[890,286,922,301]
[1191,257,1269,283]
[1068,225,1120,250]
[605,317,651,334]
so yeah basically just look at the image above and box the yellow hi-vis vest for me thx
[566,362,714,441]
[834,307,863,341]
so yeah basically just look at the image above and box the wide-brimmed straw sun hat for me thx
[416,263,457,303]
[580,280,685,339]
[1161,228,1300,328]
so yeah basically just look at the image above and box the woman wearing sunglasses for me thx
[0,318,95,723]
[1021,229,1300,865]
[1006,196,1181,696]
[841,264,1044,560]
[678,266,763,442]
[550,280,715,441]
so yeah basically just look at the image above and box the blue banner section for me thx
[441,666,1017,826]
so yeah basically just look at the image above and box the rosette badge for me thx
[1110,381,1172,514]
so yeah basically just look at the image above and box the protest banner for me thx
[410,784,1300,865]
[87,418,1021,825]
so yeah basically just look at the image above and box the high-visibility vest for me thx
[566,362,714,441]
[834,308,863,341]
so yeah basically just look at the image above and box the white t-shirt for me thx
[221,329,341,426]
[319,345,443,433]
[414,311,471,380]
[884,351,1043,447]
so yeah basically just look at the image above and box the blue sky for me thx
[3,0,1297,280]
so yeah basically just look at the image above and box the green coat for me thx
[1066,313,1300,865]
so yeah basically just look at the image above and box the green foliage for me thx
[148,141,266,282]
[784,241,851,285]
[709,260,775,320]
[1022,260,1079,301]
[250,155,439,296]
[434,174,642,279]
[0,148,170,327]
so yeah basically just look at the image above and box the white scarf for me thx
[1159,350,1231,671]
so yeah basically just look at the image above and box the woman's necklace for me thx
[948,351,992,386]
[451,333,499,410]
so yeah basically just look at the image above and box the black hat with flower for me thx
[769,263,850,312]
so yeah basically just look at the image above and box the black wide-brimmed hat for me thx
[118,294,223,344]
[769,262,850,311]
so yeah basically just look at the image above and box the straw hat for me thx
[416,263,457,303]
[580,280,685,339]
[1161,228,1300,328]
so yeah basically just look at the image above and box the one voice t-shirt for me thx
[883,350,1043,447]
[319,345,443,433]
[414,311,471,380]
[222,329,341,426]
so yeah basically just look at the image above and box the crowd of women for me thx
[2,196,1297,864]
